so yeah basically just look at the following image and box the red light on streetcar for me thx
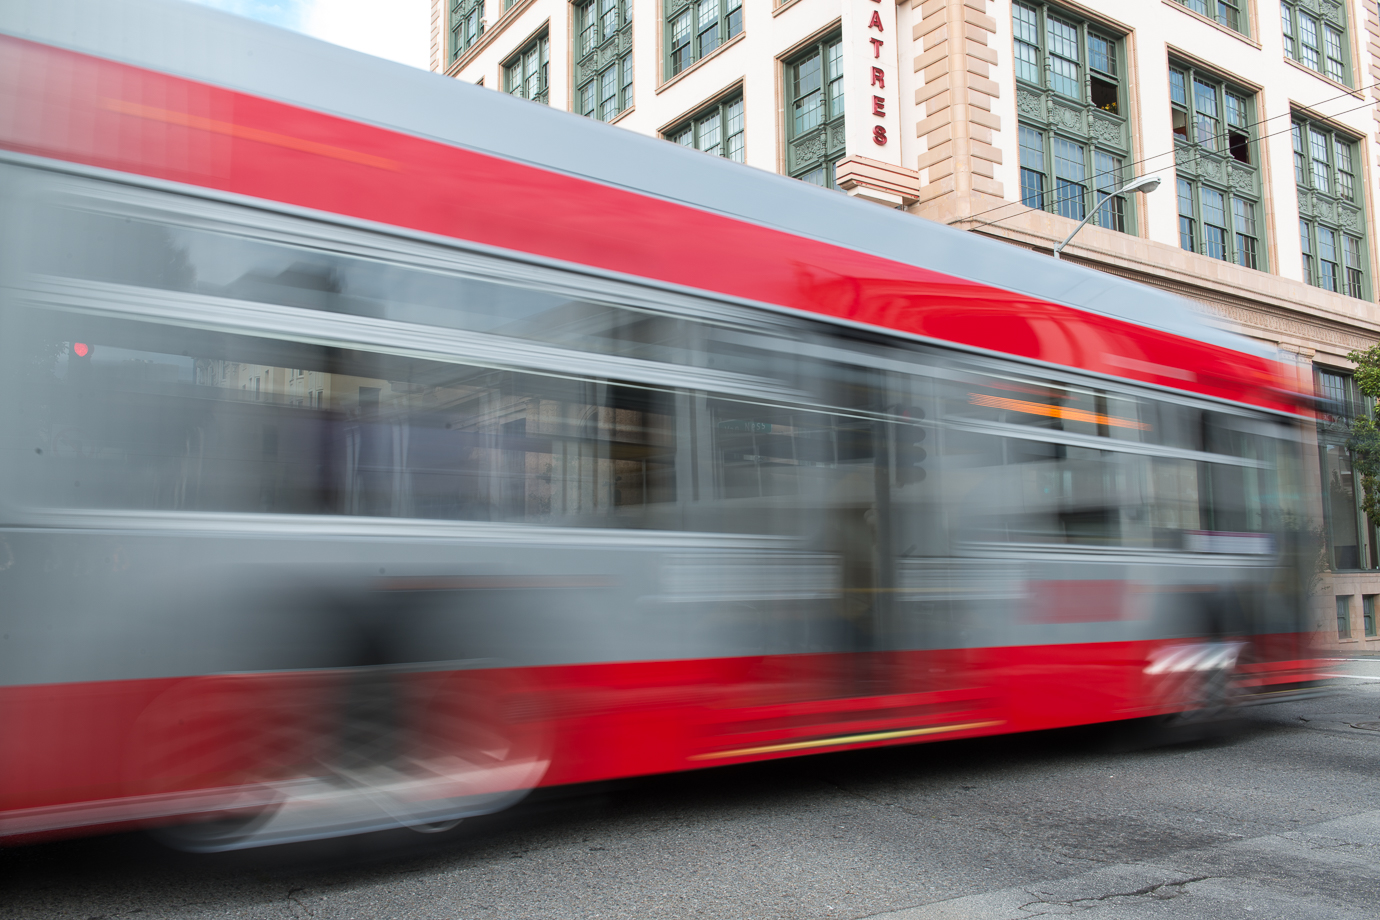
[73,343,89,357]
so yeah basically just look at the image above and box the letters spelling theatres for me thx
[865,3,887,144]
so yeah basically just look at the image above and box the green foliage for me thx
[1346,343,1380,523]
[1348,414,1380,523]
[1349,344,1380,401]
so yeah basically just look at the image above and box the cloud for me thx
[183,0,430,69]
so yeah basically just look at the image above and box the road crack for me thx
[1008,875,1218,915]
[286,886,316,919]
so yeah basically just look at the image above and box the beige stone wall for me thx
[912,0,1005,217]
[430,0,443,72]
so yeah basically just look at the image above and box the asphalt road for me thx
[4,659,1379,920]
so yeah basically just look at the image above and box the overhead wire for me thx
[947,76,1380,234]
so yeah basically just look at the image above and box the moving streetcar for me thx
[0,0,1324,850]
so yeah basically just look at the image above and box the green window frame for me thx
[1282,0,1349,84]
[449,0,485,63]
[504,32,549,104]
[1013,2,1133,233]
[1170,0,1246,35]
[574,0,633,122]
[666,94,745,162]
[1170,64,1263,269]
[1293,116,1367,298]
[665,0,743,78]
[1316,368,1376,570]
[1365,595,1377,637]
[1338,596,1352,637]
[783,34,844,188]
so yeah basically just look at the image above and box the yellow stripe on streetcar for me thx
[689,720,1005,761]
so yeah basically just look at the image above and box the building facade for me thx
[433,0,1380,651]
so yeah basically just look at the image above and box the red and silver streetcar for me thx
[0,0,1323,850]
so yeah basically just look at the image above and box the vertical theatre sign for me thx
[844,0,901,165]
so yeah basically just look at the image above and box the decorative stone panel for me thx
[1340,204,1363,232]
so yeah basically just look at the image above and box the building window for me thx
[667,94,745,162]
[665,0,743,78]
[575,0,632,121]
[1317,368,1373,571]
[784,34,844,188]
[1366,595,1377,637]
[1282,0,1349,83]
[449,0,484,63]
[504,32,549,103]
[1013,3,1133,233]
[1294,117,1367,298]
[1170,0,1246,34]
[1170,65,1263,269]
[1338,596,1352,638]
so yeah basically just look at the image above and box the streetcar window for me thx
[2,303,892,542]
[1,307,683,526]
[945,372,1292,550]
[24,205,702,368]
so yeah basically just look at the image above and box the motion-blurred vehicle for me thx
[0,0,1325,850]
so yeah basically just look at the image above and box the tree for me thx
[1345,343,1380,522]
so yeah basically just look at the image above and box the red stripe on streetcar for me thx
[0,637,1323,837]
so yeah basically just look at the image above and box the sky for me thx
[186,0,432,69]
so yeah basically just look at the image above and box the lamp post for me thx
[1052,174,1162,259]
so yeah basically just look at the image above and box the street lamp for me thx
[1052,174,1162,259]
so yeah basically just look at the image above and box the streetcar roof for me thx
[1,0,1268,361]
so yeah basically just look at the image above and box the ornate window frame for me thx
[664,91,745,162]
[1169,62,1265,269]
[504,30,550,104]
[782,32,844,188]
[1013,2,1135,234]
[1281,0,1350,84]
[573,0,633,121]
[449,0,485,64]
[665,0,744,79]
[1293,114,1368,298]
[1169,0,1248,36]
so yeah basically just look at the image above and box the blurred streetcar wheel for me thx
[132,661,549,851]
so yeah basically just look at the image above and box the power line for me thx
[949,77,1380,232]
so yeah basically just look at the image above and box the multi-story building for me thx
[433,0,1380,651]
